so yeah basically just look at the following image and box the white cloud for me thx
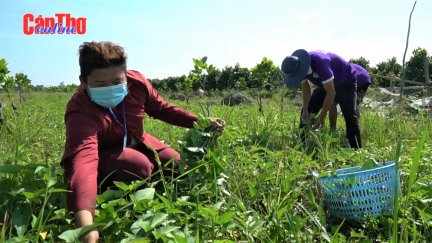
[295,12,320,22]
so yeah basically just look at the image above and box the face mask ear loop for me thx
[108,102,127,149]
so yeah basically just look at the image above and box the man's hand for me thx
[313,114,325,129]
[319,80,336,129]
[76,210,99,243]
[209,117,225,132]
[81,230,99,243]
[301,110,310,122]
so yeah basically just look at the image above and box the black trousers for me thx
[300,81,362,149]
[356,84,369,106]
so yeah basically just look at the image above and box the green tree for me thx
[0,58,8,79]
[370,57,402,87]
[0,59,16,101]
[46,86,55,92]
[250,57,279,88]
[406,47,431,83]
[217,63,250,90]
[182,57,209,103]
[64,84,79,92]
[203,64,220,91]
[149,78,163,91]
[15,72,32,101]
[349,56,371,69]
[183,75,194,103]
[30,84,45,91]
[218,66,234,91]
[2,76,15,101]
[190,56,209,90]
[168,76,186,92]
[232,63,250,90]
[0,58,10,91]
[268,67,283,89]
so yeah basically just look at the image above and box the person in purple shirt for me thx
[329,63,371,131]
[281,49,362,148]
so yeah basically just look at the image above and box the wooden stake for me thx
[425,57,430,96]
[400,1,417,100]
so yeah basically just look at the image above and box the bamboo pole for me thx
[425,57,430,96]
[399,1,417,100]
[371,74,427,86]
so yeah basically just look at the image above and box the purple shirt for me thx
[305,51,355,88]
[351,63,371,88]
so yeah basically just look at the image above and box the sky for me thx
[0,0,430,86]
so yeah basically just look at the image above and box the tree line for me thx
[1,47,431,95]
[149,57,283,93]
[350,47,431,87]
[150,47,432,92]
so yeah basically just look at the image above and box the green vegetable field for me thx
[0,90,431,242]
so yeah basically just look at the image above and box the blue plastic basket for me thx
[317,161,400,221]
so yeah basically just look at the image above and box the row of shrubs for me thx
[166,89,281,106]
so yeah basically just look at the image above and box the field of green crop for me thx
[0,91,431,242]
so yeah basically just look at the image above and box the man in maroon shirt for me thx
[61,41,225,242]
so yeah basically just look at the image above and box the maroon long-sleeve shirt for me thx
[61,70,197,214]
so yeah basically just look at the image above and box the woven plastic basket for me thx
[317,161,400,221]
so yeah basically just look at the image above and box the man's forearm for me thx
[75,210,99,242]
[75,210,94,226]
[320,93,335,119]
[301,81,311,112]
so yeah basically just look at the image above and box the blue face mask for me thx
[88,82,128,108]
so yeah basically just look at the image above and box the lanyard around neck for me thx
[108,102,127,148]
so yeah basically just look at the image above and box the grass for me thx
[0,90,431,242]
